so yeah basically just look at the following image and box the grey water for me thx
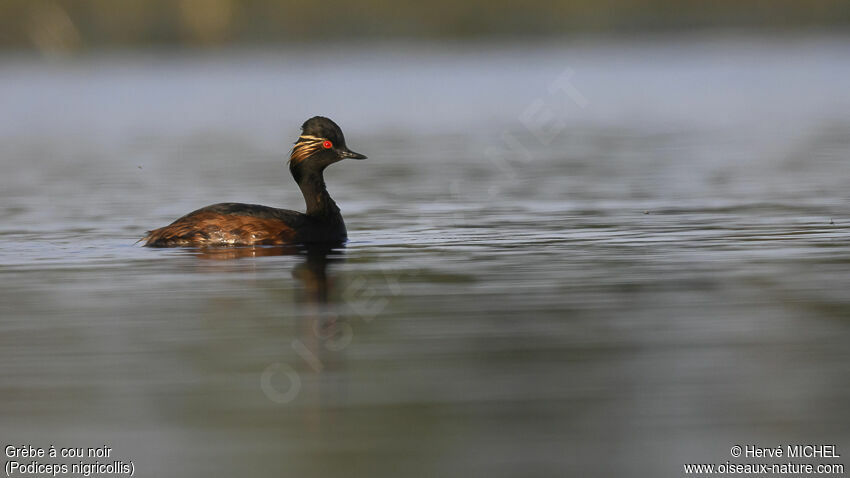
[1,36,849,477]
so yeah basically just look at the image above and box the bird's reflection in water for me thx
[189,244,304,261]
[189,243,350,430]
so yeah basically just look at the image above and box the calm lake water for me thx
[1,36,849,477]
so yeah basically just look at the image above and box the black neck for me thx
[295,169,340,218]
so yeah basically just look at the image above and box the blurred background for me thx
[2,0,850,52]
[1,2,849,478]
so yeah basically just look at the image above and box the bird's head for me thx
[289,116,366,181]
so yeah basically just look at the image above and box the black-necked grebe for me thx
[142,116,366,247]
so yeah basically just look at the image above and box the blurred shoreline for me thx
[1,0,850,55]
[1,29,848,62]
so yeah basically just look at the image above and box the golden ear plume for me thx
[289,135,325,164]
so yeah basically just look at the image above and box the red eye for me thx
[322,140,333,149]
